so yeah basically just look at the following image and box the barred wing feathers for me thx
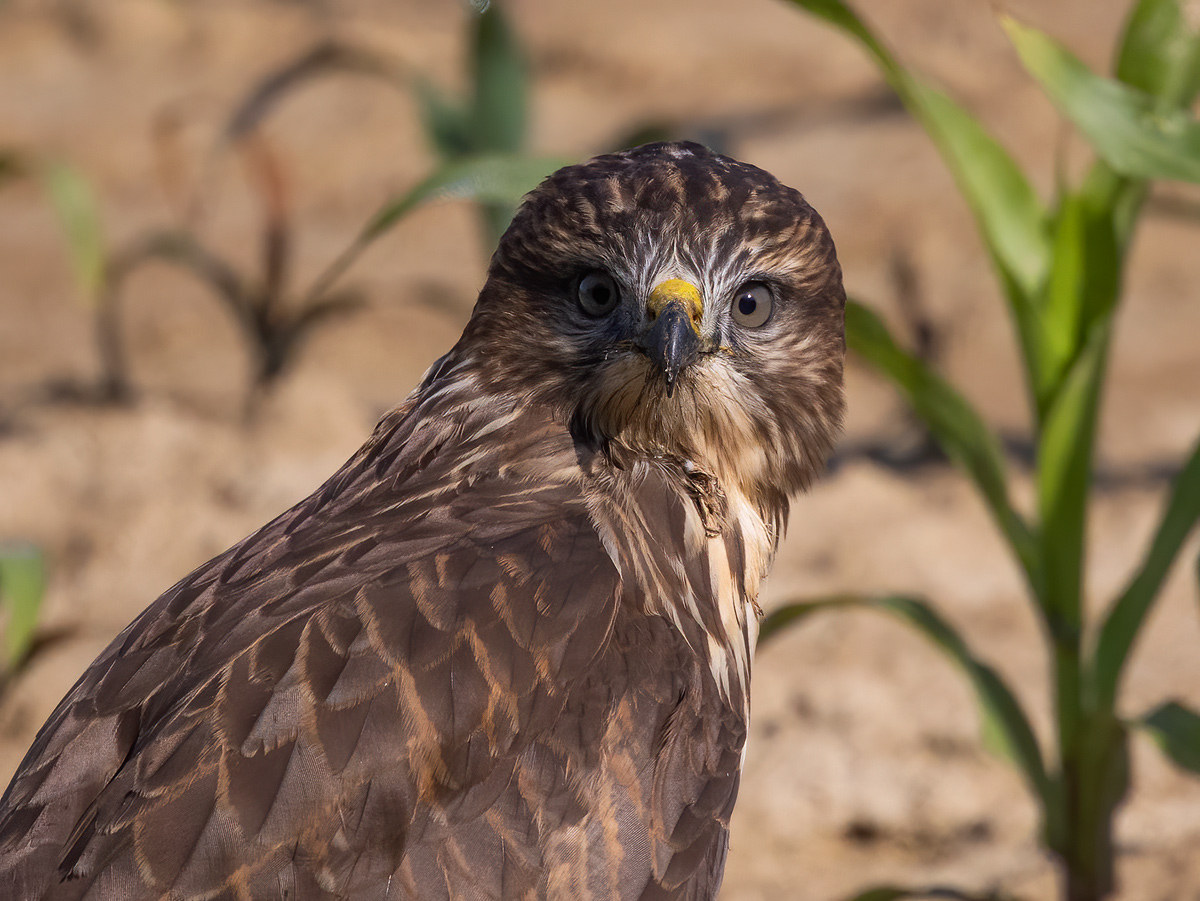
[0,398,744,899]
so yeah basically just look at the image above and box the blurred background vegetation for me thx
[2,1,1199,899]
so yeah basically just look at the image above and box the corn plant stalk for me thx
[772,2,1200,898]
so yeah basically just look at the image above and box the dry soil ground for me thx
[1,1,1199,898]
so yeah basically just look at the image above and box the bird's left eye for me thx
[577,272,621,317]
[730,282,773,328]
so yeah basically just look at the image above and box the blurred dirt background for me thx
[2,1,1199,898]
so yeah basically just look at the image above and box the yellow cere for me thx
[647,279,704,331]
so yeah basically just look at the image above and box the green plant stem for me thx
[1042,335,1117,901]
[1054,709,1128,901]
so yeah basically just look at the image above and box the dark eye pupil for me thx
[591,284,611,307]
[738,294,757,316]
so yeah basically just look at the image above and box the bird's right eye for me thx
[577,272,621,317]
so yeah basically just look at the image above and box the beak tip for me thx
[636,302,700,395]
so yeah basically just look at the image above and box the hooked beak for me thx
[636,278,704,397]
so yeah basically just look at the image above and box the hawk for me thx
[0,142,844,899]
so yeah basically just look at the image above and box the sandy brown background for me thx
[2,1,1199,897]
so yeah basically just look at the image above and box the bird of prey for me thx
[0,142,845,899]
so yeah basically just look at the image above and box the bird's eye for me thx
[730,282,773,328]
[577,272,621,317]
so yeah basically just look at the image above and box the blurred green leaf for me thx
[1137,701,1200,775]
[1034,181,1124,414]
[361,153,567,242]
[1004,15,1200,184]
[40,160,106,302]
[469,3,528,154]
[465,2,530,246]
[414,77,473,159]
[1092,432,1200,708]
[0,544,46,671]
[1114,0,1200,106]
[305,153,570,305]
[847,300,1038,581]
[1035,329,1108,628]
[757,599,825,644]
[760,594,1049,801]
[1074,162,1143,290]
[1036,194,1089,400]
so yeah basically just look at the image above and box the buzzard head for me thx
[459,142,845,515]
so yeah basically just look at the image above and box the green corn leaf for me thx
[783,0,1049,301]
[879,596,1049,799]
[1075,160,1145,277]
[760,594,1049,803]
[846,300,1038,582]
[413,78,473,160]
[1114,0,1200,107]
[360,153,568,243]
[1035,328,1108,632]
[469,3,528,155]
[757,595,843,644]
[304,153,570,305]
[0,545,46,671]
[1036,193,1090,403]
[1092,432,1200,709]
[40,160,106,303]
[1137,701,1200,775]
[1034,180,1125,415]
[1003,15,1200,184]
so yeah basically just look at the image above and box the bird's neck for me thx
[582,451,776,715]
[408,353,779,711]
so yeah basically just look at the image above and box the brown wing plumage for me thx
[0,397,607,894]
[0,395,743,900]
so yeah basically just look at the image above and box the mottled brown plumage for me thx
[0,142,844,899]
